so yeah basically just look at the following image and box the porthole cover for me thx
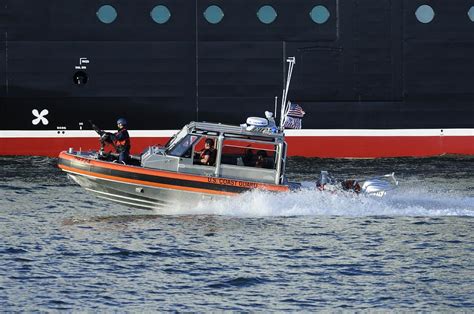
[468,6,474,22]
[257,5,277,24]
[151,5,171,24]
[415,5,435,24]
[310,5,330,24]
[97,5,117,24]
[204,5,224,24]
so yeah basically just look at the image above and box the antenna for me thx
[274,96,278,120]
[280,57,296,130]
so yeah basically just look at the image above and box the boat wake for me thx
[156,183,474,217]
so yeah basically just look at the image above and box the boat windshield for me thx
[167,134,200,157]
[165,127,189,150]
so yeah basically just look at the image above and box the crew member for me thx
[114,118,131,164]
[243,148,254,166]
[199,138,216,166]
[255,150,271,168]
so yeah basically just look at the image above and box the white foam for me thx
[156,185,474,217]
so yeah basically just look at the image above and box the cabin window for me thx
[220,140,276,169]
[151,5,171,24]
[257,5,277,24]
[469,7,474,22]
[415,5,435,24]
[96,5,118,24]
[204,5,224,24]
[309,5,330,24]
[167,135,200,158]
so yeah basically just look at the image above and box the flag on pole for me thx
[283,102,305,129]
[286,103,305,118]
[283,116,302,129]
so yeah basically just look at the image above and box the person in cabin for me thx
[243,148,254,166]
[113,118,131,164]
[255,150,271,168]
[199,138,216,166]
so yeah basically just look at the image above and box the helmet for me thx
[117,118,127,126]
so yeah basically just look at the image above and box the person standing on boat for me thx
[113,118,131,164]
[199,138,216,166]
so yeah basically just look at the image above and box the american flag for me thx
[286,103,305,118]
[283,116,302,129]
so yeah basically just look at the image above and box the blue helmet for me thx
[117,118,127,126]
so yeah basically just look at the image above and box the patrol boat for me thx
[57,58,397,209]
[58,118,398,209]
[59,119,288,209]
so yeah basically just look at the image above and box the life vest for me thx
[114,128,131,151]
[200,148,216,165]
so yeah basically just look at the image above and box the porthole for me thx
[151,5,171,24]
[204,5,224,24]
[415,5,435,24]
[310,5,330,24]
[257,5,277,24]
[96,5,117,24]
[468,6,474,22]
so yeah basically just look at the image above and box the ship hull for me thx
[1,0,473,158]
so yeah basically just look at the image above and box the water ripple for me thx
[207,276,269,289]
[0,156,473,311]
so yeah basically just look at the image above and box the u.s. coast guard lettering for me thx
[207,177,258,189]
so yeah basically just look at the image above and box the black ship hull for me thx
[1,0,473,157]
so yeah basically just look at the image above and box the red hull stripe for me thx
[1,130,473,158]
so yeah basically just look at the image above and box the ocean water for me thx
[1,156,473,311]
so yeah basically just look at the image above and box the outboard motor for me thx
[316,171,334,190]
[360,173,399,197]
[319,171,330,185]
[361,180,392,197]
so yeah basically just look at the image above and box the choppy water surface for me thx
[1,156,473,310]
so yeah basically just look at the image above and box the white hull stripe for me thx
[84,188,166,209]
[1,128,473,138]
[93,193,158,209]
[84,188,159,206]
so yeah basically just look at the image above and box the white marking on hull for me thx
[84,188,162,206]
[93,194,159,209]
